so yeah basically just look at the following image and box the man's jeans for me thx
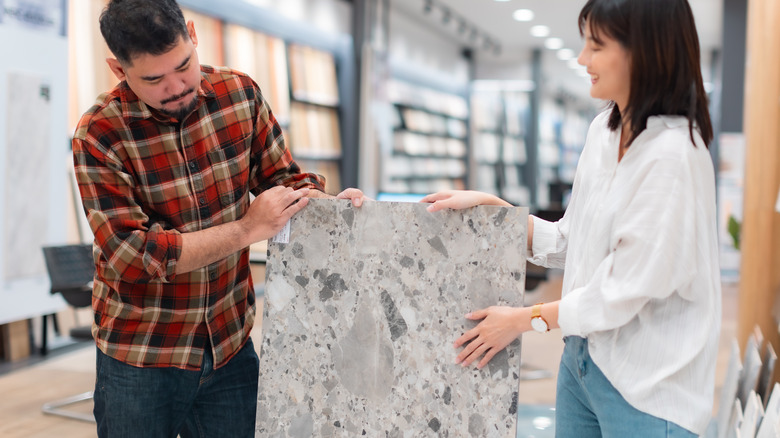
[94,338,259,438]
[555,336,697,438]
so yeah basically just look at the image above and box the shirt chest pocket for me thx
[206,136,251,208]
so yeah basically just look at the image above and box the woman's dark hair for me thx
[99,0,189,65]
[579,0,713,147]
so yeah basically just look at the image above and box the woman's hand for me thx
[453,306,528,369]
[421,190,511,212]
[335,188,369,207]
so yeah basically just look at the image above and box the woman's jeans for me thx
[555,336,697,438]
[93,337,259,438]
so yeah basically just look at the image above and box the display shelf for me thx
[380,79,470,194]
[536,95,593,208]
[286,102,342,168]
[288,44,340,107]
[470,89,531,206]
[394,103,469,122]
[223,23,291,124]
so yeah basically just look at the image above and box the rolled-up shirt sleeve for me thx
[73,135,182,284]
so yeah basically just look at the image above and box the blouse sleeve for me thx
[528,214,569,269]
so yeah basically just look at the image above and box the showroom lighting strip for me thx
[423,0,503,55]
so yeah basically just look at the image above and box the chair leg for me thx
[40,314,49,356]
[41,391,95,423]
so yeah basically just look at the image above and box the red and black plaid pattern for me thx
[73,65,324,370]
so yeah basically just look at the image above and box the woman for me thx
[422,0,721,436]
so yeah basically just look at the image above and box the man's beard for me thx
[159,91,198,120]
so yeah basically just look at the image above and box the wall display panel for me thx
[259,199,527,436]
[288,102,342,159]
[4,73,51,279]
[223,24,291,124]
[288,43,340,106]
[182,8,224,68]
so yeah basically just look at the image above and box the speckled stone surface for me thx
[257,199,528,437]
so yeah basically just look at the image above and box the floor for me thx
[0,273,738,438]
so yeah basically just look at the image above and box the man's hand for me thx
[336,188,368,207]
[240,186,310,243]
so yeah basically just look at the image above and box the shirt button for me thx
[209,271,217,280]
[199,198,206,205]
[189,161,196,170]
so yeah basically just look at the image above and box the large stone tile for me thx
[258,199,528,437]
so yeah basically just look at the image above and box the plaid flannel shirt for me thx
[72,65,324,370]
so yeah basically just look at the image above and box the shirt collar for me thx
[646,115,689,130]
[119,70,216,124]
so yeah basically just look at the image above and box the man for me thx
[72,0,363,436]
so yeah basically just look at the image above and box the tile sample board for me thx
[258,199,528,437]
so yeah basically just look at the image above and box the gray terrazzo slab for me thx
[257,199,528,437]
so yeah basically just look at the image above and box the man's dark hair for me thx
[99,0,189,65]
[579,0,713,148]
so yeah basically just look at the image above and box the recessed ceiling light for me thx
[530,25,550,38]
[545,37,564,50]
[513,9,534,22]
[494,0,511,2]
[557,48,575,60]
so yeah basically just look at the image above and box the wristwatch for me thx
[530,303,549,333]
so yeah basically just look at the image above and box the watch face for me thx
[531,317,548,333]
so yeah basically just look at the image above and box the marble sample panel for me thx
[4,72,51,279]
[258,199,528,437]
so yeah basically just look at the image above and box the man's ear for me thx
[187,20,198,48]
[106,58,127,82]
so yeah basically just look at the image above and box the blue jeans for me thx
[555,336,697,438]
[93,338,259,438]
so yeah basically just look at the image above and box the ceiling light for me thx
[567,58,580,69]
[513,9,534,22]
[530,25,550,38]
[557,48,575,60]
[494,0,511,2]
[545,37,564,50]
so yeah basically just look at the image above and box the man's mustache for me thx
[161,88,195,105]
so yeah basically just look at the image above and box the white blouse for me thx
[530,110,721,434]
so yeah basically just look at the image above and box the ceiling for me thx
[390,0,723,100]
[392,0,723,61]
